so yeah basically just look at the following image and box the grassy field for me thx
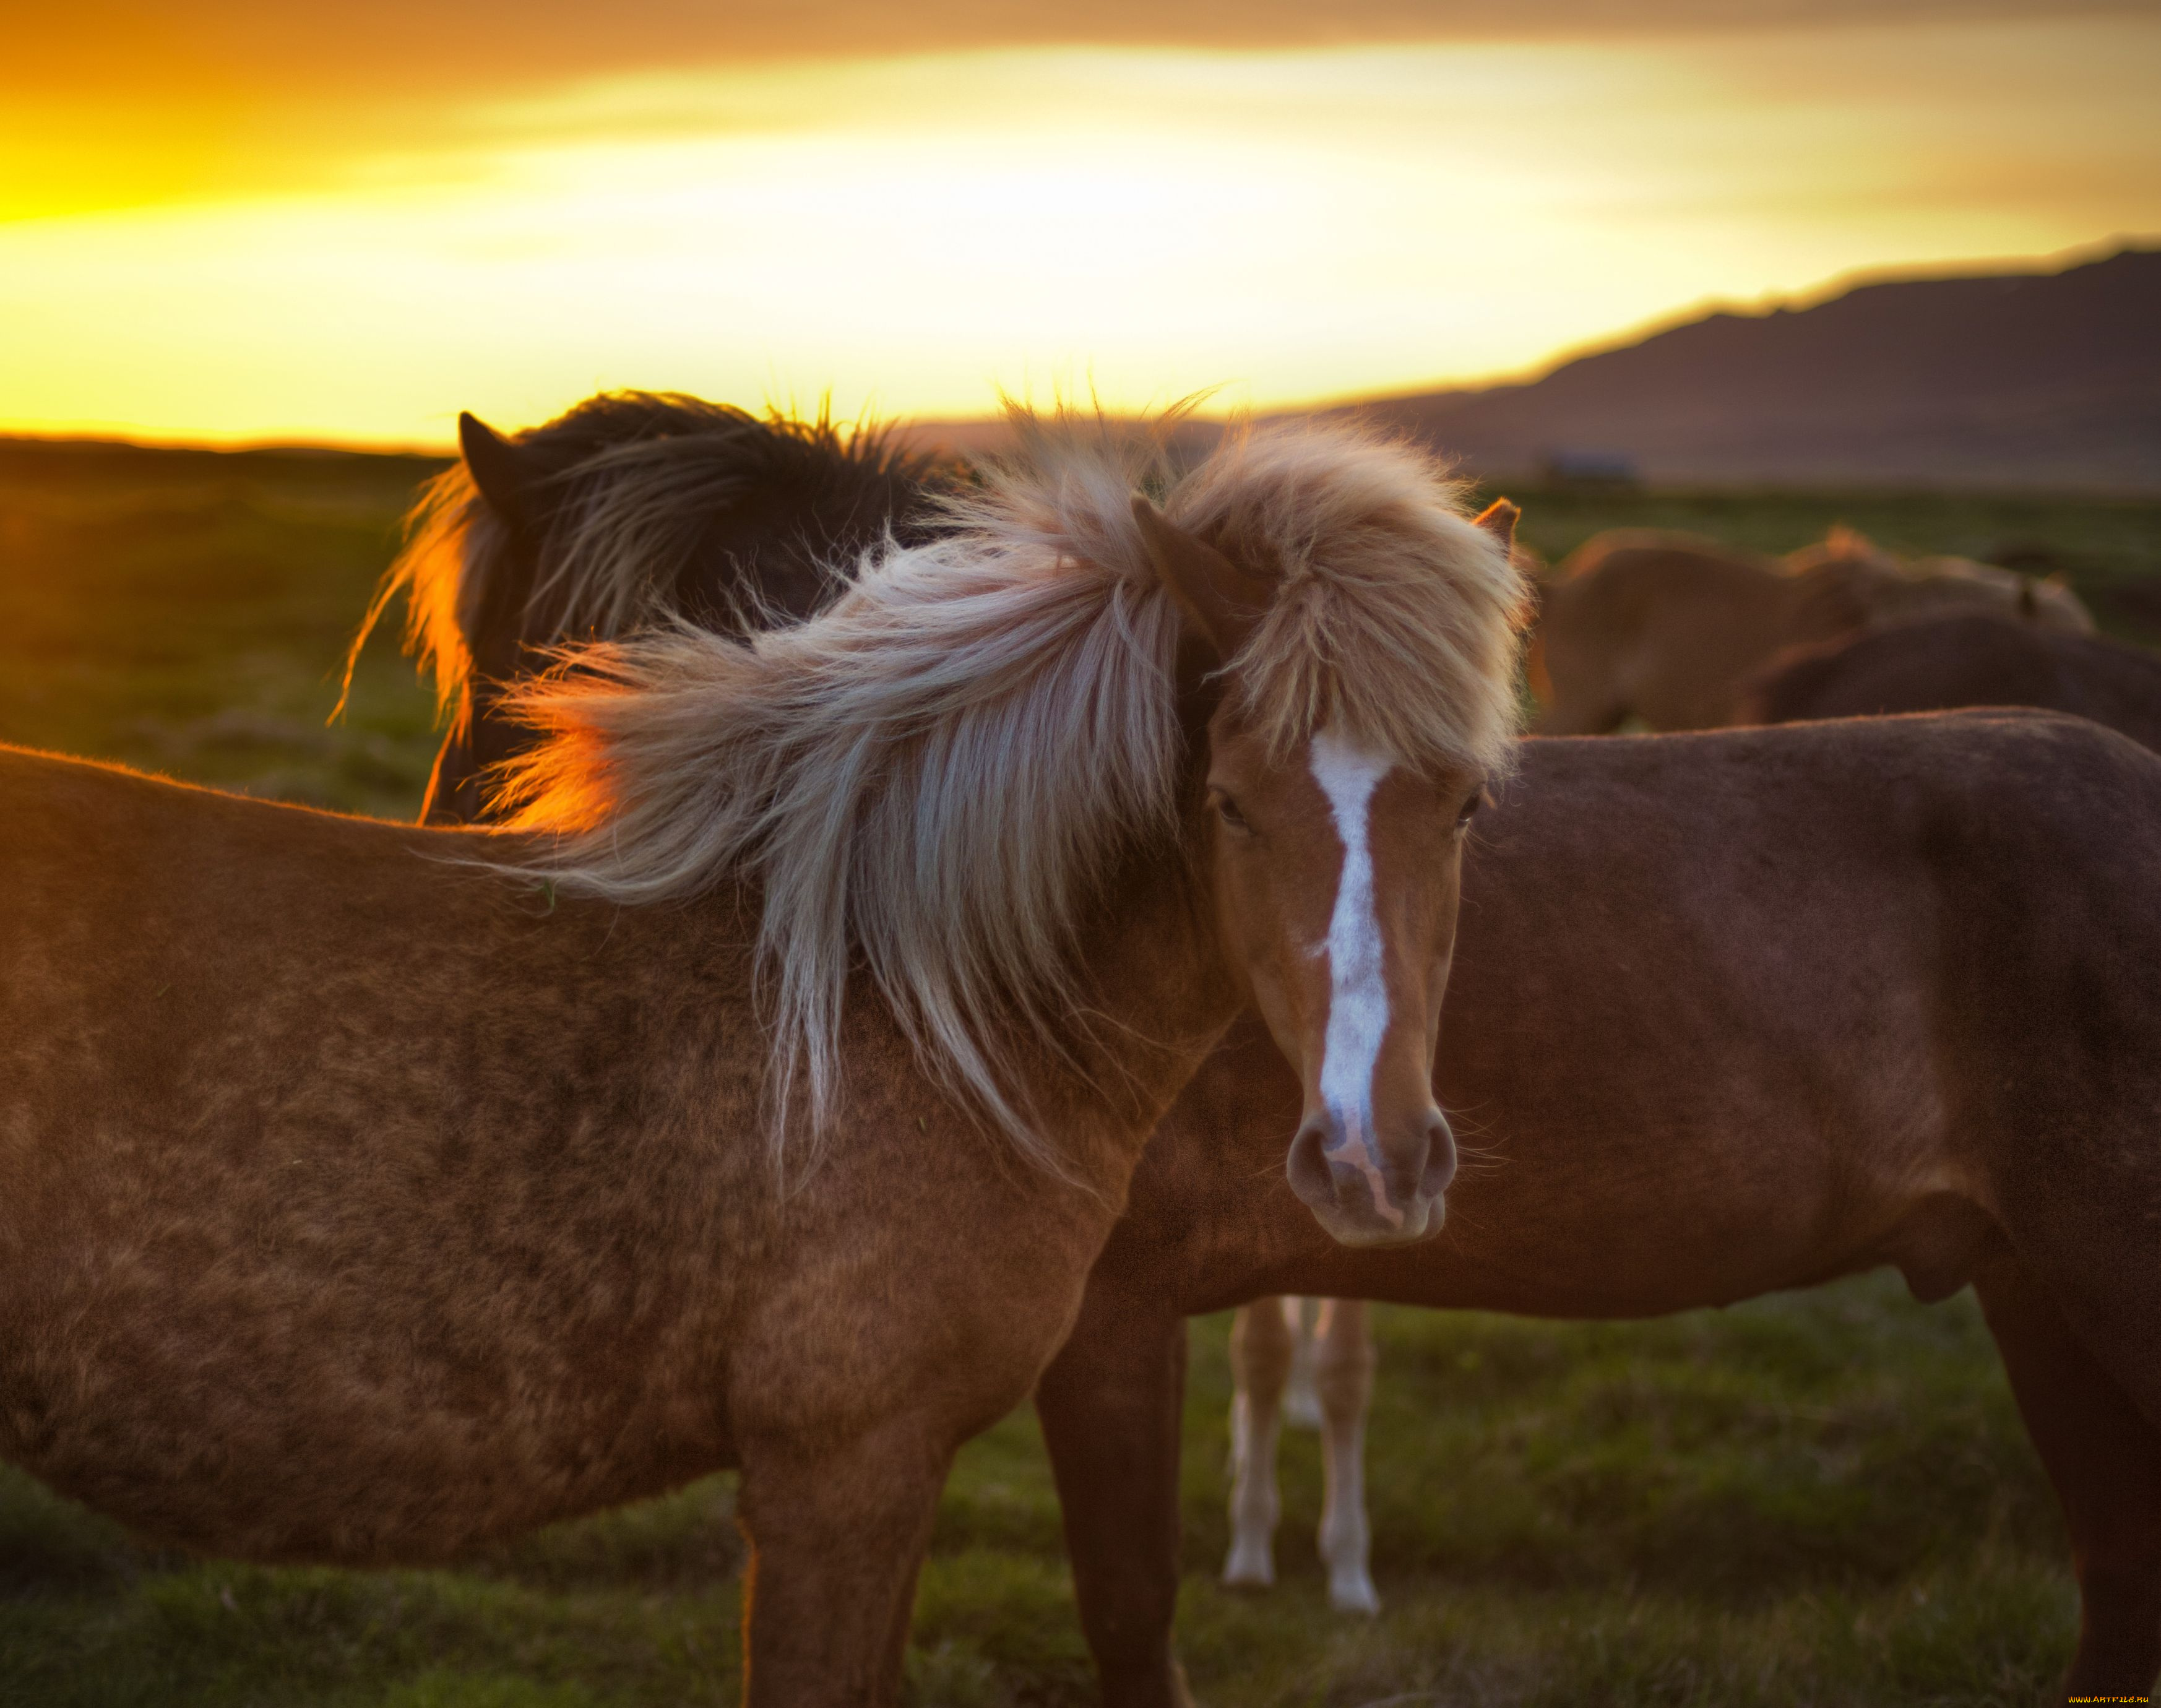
[2,437,2159,1707]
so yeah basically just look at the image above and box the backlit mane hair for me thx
[493,410,1529,1173]
[1167,421,1529,777]
[345,392,936,720]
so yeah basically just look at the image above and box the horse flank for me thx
[490,412,1530,1173]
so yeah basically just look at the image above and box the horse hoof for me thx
[1327,1570,1381,1615]
[1221,1541,1276,1588]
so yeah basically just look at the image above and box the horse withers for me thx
[0,413,1529,1704]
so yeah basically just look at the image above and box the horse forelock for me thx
[488,408,1529,1175]
[1172,421,1533,782]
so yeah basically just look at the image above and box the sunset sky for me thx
[4,1,2157,447]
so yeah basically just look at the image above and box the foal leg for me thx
[1312,1298,1380,1614]
[734,1422,954,1707]
[1223,1296,1295,1589]
[1975,1249,2161,1703]
[1035,1296,1194,1708]
[1282,1297,1324,1429]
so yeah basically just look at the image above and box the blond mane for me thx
[493,412,1529,1172]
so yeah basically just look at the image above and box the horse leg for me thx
[733,1423,952,1707]
[1974,1247,2161,1702]
[1035,1295,1194,1708]
[1282,1296,1324,1429]
[1312,1297,1380,1614]
[1223,1296,1294,1589]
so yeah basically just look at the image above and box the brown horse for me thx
[1532,525,2094,734]
[1035,712,2161,1707]
[395,412,2154,1696]
[1741,610,2161,753]
[0,415,1529,1703]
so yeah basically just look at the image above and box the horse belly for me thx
[0,1267,736,1564]
[0,1163,740,1566]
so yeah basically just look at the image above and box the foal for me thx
[1,414,1527,1704]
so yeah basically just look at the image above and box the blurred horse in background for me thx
[1741,610,2161,753]
[1531,524,2092,733]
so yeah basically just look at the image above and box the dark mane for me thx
[347,390,953,822]
[500,391,948,637]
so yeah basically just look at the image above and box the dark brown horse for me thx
[0,414,1530,1704]
[1741,610,2161,753]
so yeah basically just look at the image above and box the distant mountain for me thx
[1333,246,2161,491]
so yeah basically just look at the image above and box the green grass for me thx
[2,440,2158,1704]
[0,1289,2089,1707]
[0,439,448,818]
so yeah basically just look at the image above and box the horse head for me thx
[1135,486,1523,1246]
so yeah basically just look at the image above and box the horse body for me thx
[1040,714,2161,1705]
[1532,527,2096,735]
[2,414,1529,1703]
[1529,532,1818,733]
[1745,611,2161,752]
[0,749,1136,1567]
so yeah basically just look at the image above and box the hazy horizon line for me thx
[8,231,2144,459]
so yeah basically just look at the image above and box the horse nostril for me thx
[1287,1120,1336,1207]
[1419,1108,1457,1200]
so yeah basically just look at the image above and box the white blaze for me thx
[1308,721,1402,1228]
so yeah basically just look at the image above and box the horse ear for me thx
[1131,496,1271,663]
[1472,498,1519,554]
[459,412,542,533]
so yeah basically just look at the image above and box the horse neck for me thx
[1003,817,1244,1195]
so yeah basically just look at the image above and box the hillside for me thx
[1339,246,2161,491]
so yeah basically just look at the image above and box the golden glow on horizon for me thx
[2,19,2157,446]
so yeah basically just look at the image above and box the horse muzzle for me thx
[1287,1105,1456,1247]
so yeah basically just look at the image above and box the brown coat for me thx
[1038,714,2161,1706]
[0,746,1227,1702]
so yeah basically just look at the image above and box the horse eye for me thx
[1212,791,1251,832]
[1456,792,1482,827]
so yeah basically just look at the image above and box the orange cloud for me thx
[9,1,2150,218]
